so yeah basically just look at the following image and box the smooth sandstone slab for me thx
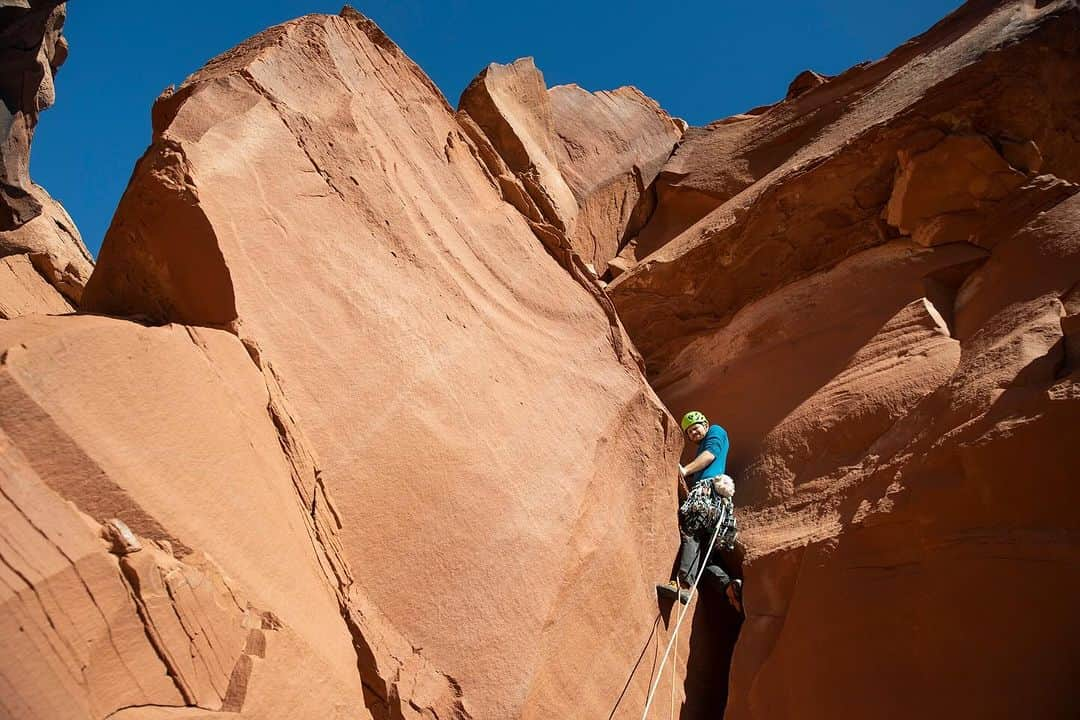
[0,430,184,719]
[0,423,365,720]
[0,314,369,716]
[1,425,320,719]
[83,11,680,718]
[0,252,72,317]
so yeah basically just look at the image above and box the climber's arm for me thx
[681,450,716,477]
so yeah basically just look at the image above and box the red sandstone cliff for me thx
[6,7,687,719]
[1,1,1078,719]
[611,1,1080,717]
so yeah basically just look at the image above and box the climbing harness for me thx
[640,502,731,720]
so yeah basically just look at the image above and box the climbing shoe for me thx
[656,581,690,605]
[726,579,743,614]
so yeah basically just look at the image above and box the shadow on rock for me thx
[607,612,664,720]
[681,546,744,720]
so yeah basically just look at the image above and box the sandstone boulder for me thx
[459,57,681,274]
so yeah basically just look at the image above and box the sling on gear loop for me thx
[640,502,730,720]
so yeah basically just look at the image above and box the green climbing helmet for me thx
[680,410,708,431]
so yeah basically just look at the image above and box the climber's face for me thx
[685,423,708,443]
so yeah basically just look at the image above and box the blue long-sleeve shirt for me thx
[689,424,729,484]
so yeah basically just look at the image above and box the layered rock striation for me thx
[611,0,1080,372]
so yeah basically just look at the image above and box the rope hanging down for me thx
[670,608,678,720]
[640,503,730,720]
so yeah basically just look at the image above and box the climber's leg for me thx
[655,580,691,605]
[676,532,703,586]
[699,556,742,613]
[726,578,743,614]
[657,533,699,604]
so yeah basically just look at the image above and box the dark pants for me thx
[677,530,733,590]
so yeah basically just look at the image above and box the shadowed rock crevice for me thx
[681,584,741,719]
[0,363,194,554]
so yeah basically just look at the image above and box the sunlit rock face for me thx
[458,57,683,276]
[78,8,682,719]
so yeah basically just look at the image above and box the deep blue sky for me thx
[33,1,962,256]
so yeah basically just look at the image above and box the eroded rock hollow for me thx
[1,1,1078,719]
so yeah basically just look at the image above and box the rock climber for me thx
[656,410,742,613]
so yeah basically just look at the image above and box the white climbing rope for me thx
[640,503,729,720]
[670,610,678,720]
